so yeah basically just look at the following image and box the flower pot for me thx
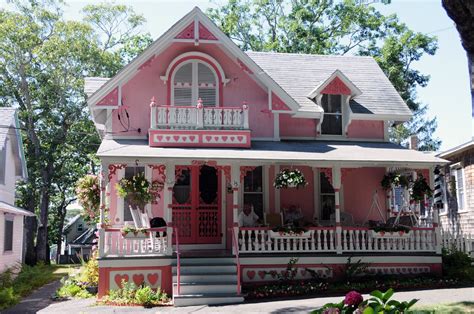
[269,230,311,239]
[122,232,148,239]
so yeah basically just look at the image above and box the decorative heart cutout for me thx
[189,135,195,142]
[214,136,219,142]
[165,136,171,142]
[173,135,180,142]
[230,136,235,142]
[205,136,212,142]
[222,136,228,142]
[237,136,244,142]
[114,274,129,288]
[281,270,288,276]
[147,273,159,286]
[156,135,163,142]
[300,269,307,277]
[247,270,256,280]
[258,271,266,279]
[133,274,144,286]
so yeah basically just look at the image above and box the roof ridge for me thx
[246,50,374,59]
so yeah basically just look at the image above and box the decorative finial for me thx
[197,98,203,109]
[150,96,157,107]
[242,100,248,110]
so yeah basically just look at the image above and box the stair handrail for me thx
[173,226,181,295]
[230,225,241,295]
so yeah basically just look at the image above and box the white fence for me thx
[440,230,473,255]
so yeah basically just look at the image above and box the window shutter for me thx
[198,63,216,106]
[174,63,193,106]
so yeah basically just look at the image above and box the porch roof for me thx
[97,139,447,167]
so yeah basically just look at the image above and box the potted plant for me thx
[76,174,101,223]
[269,226,311,238]
[381,172,410,190]
[274,168,307,189]
[411,174,433,202]
[120,225,149,238]
[116,172,163,211]
[369,225,411,238]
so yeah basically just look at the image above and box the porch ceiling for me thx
[97,139,447,167]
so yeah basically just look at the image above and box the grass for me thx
[0,263,76,310]
[410,301,474,313]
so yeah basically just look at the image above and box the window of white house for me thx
[320,172,335,220]
[321,94,343,135]
[77,223,83,232]
[173,61,217,107]
[451,166,465,211]
[243,167,263,220]
[123,166,145,222]
[4,216,13,252]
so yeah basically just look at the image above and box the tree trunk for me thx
[36,172,52,264]
[55,206,67,264]
[24,216,37,265]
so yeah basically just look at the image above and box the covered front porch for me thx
[96,139,446,258]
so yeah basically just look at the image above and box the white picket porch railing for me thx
[150,104,249,130]
[236,226,440,254]
[99,227,174,257]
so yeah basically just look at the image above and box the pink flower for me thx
[344,291,363,307]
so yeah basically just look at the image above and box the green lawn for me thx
[410,302,474,314]
[0,263,77,310]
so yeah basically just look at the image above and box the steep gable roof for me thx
[0,108,27,179]
[247,51,412,121]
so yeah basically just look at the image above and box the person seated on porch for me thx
[284,205,304,226]
[238,204,260,227]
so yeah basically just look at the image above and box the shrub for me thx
[442,247,473,280]
[102,280,169,307]
[312,288,418,314]
[0,287,18,310]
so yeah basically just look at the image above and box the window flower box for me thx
[269,230,312,239]
[370,230,411,239]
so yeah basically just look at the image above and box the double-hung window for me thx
[321,94,343,135]
[320,172,335,220]
[4,216,13,252]
[173,61,217,106]
[243,167,263,220]
[123,166,145,222]
[451,165,465,211]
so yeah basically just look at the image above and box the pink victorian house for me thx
[86,8,448,306]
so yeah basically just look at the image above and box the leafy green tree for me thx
[0,0,149,264]
[208,0,440,150]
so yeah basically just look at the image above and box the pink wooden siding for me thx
[279,114,318,137]
[342,167,387,223]
[279,166,315,221]
[347,120,384,139]
[111,43,274,138]
[0,212,24,272]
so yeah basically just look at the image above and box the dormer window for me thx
[321,94,343,135]
[172,60,217,106]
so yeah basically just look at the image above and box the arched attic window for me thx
[172,60,218,107]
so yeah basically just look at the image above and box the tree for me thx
[0,0,150,264]
[208,0,441,150]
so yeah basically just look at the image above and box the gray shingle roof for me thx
[84,77,109,97]
[246,51,412,118]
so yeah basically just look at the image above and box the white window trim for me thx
[4,214,14,252]
[117,166,150,224]
[240,166,265,219]
[317,94,349,138]
[450,163,467,213]
[319,171,336,221]
[170,59,219,107]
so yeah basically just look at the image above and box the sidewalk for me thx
[2,280,62,314]
[34,287,474,314]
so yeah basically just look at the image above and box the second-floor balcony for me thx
[149,99,251,148]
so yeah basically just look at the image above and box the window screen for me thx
[243,167,263,220]
[4,218,13,252]
[321,94,343,135]
[320,172,335,220]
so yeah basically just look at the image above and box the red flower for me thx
[344,290,363,307]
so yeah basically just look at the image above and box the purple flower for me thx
[344,291,363,307]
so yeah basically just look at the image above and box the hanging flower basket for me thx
[411,175,433,201]
[116,172,163,211]
[76,174,101,223]
[274,169,307,189]
[381,172,410,190]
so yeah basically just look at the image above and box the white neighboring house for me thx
[0,108,33,272]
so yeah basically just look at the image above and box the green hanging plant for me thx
[116,172,163,210]
[411,174,433,201]
[381,172,410,190]
[274,168,307,189]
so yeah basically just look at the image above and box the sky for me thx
[6,0,474,152]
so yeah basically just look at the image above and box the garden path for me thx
[2,280,62,314]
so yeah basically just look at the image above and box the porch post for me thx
[430,166,442,254]
[164,163,175,223]
[231,165,240,224]
[333,166,342,254]
[98,163,108,257]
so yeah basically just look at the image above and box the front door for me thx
[172,165,222,244]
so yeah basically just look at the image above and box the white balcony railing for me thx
[150,100,249,130]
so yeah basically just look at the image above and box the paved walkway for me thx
[2,280,62,314]
[31,287,473,314]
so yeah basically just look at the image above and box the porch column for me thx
[231,165,240,223]
[164,163,175,223]
[98,163,108,257]
[430,166,442,254]
[333,166,342,254]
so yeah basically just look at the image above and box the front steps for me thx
[172,256,244,307]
